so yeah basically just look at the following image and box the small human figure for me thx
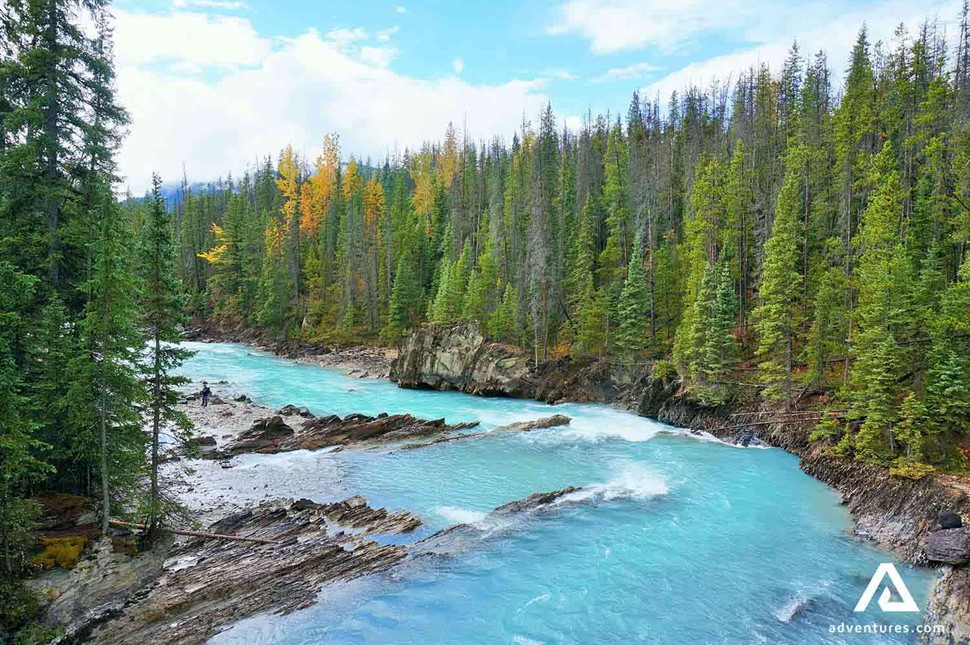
[201,381,211,407]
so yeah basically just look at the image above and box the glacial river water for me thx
[178,342,936,644]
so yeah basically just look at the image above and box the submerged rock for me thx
[277,404,314,417]
[397,414,571,451]
[217,412,479,456]
[494,414,571,432]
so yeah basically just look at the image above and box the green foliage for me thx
[572,276,608,358]
[140,174,194,539]
[489,284,522,344]
[754,145,807,409]
[66,184,148,531]
[845,143,912,464]
[888,458,936,481]
[614,236,650,356]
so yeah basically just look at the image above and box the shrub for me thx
[33,537,87,570]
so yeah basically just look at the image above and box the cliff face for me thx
[391,323,534,397]
[391,323,970,637]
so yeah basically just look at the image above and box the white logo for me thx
[854,563,919,613]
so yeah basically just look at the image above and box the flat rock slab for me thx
[89,498,419,645]
[398,414,571,451]
[925,526,970,564]
[216,412,479,456]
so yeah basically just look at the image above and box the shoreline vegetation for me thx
[3,0,970,642]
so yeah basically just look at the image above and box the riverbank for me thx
[29,380,587,643]
[185,323,396,379]
[389,322,970,642]
[58,330,962,640]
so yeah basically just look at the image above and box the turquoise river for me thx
[177,342,937,644]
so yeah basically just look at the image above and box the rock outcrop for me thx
[391,322,535,397]
[397,414,571,450]
[217,411,479,456]
[923,565,970,644]
[28,538,171,643]
[925,527,970,565]
[88,498,419,645]
[494,414,571,432]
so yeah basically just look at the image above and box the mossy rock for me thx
[33,536,87,570]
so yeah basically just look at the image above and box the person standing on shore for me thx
[201,381,211,407]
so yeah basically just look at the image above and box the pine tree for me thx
[463,245,499,325]
[615,236,650,356]
[697,262,737,404]
[754,146,808,409]
[386,254,422,341]
[489,284,521,343]
[573,275,608,358]
[0,263,48,587]
[67,184,147,533]
[140,174,193,542]
[848,143,912,463]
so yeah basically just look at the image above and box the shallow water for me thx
[179,342,936,644]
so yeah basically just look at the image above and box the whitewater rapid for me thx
[175,342,934,644]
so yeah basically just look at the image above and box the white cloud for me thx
[592,61,659,83]
[452,57,464,74]
[172,0,248,9]
[376,26,399,42]
[549,0,759,54]
[114,10,269,68]
[394,4,407,14]
[325,27,368,46]
[360,45,397,67]
[114,14,548,191]
[643,0,961,101]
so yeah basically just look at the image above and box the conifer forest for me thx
[4,0,970,641]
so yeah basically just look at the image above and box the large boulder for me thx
[391,323,534,397]
[925,526,970,564]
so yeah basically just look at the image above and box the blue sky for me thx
[111,0,962,191]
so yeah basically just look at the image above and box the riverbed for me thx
[176,341,935,644]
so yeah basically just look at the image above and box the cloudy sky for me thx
[112,0,962,192]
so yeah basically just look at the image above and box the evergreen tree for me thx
[573,276,608,358]
[489,284,521,343]
[615,236,650,356]
[0,264,48,590]
[847,143,912,463]
[386,254,422,341]
[754,146,808,409]
[697,262,737,404]
[67,184,147,533]
[140,174,193,542]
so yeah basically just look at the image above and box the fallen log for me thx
[108,519,280,545]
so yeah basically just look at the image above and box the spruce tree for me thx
[615,236,650,356]
[0,264,48,587]
[67,184,147,533]
[848,143,911,463]
[140,174,193,542]
[754,146,807,410]
[573,275,608,358]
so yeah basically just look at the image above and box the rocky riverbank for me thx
[27,379,593,644]
[186,322,396,379]
[391,322,970,642]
